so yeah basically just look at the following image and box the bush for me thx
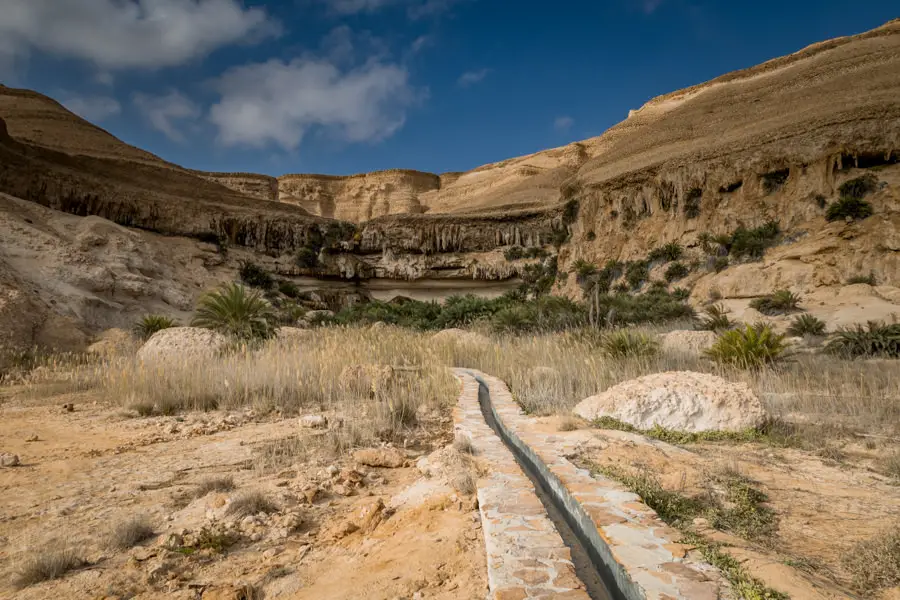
[296,246,319,268]
[613,282,630,294]
[504,246,525,261]
[838,174,877,200]
[594,289,695,325]
[572,260,597,283]
[841,525,900,594]
[278,280,300,298]
[239,261,274,289]
[664,262,690,282]
[672,287,691,301]
[225,491,278,518]
[786,314,826,337]
[825,321,900,358]
[192,283,276,341]
[727,221,780,260]
[586,230,597,241]
[847,272,877,286]
[14,547,86,588]
[133,314,177,340]
[749,290,802,316]
[705,324,787,369]
[713,256,729,273]
[826,197,873,222]
[626,261,649,290]
[106,516,155,550]
[648,242,683,263]
[600,330,659,359]
[696,303,734,332]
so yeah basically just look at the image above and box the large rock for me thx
[137,327,230,363]
[574,371,768,432]
[658,330,718,357]
[431,328,491,347]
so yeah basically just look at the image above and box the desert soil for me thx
[0,384,487,600]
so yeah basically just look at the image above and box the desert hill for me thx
[1,20,899,354]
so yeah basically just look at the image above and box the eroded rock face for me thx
[573,371,768,432]
[137,327,230,363]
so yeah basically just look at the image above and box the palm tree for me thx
[191,282,275,340]
[133,314,178,340]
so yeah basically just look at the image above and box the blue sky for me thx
[1,1,897,176]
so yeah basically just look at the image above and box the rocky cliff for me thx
[1,20,899,351]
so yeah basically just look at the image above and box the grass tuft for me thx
[225,491,279,518]
[195,476,236,497]
[841,525,900,595]
[14,547,86,588]
[106,515,155,550]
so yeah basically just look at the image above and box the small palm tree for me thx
[191,283,275,341]
[133,314,178,340]
[705,324,787,369]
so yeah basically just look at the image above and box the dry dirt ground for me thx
[0,385,487,600]
[525,416,900,600]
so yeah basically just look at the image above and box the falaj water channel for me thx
[455,369,723,600]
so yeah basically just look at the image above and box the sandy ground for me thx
[0,385,487,600]
[525,416,900,600]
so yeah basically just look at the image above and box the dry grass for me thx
[452,434,476,455]
[13,546,86,588]
[225,491,278,518]
[842,525,900,594]
[106,515,155,550]
[557,416,582,431]
[195,476,236,497]
[447,329,900,435]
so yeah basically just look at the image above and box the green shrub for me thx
[826,197,873,222]
[133,314,177,340]
[613,282,630,294]
[664,262,690,282]
[600,330,659,359]
[705,324,787,369]
[524,247,549,259]
[626,261,649,290]
[697,232,717,255]
[672,287,691,301]
[239,261,274,290]
[648,242,683,263]
[296,246,319,268]
[847,272,877,286]
[278,280,300,298]
[838,174,877,200]
[504,246,525,261]
[586,230,597,241]
[593,290,695,325]
[572,260,597,283]
[786,314,826,337]
[191,283,276,341]
[749,290,802,316]
[825,321,900,358]
[683,188,702,218]
[713,256,729,273]
[696,303,734,332]
[727,221,780,260]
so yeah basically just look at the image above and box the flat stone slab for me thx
[454,371,591,600]
[469,370,725,600]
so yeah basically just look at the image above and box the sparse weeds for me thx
[841,525,900,595]
[226,491,278,518]
[106,515,155,550]
[14,546,86,588]
[453,435,476,455]
[195,476,236,497]
[703,470,776,541]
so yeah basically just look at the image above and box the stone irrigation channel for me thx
[453,369,724,600]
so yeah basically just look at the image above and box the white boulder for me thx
[574,371,767,432]
[137,327,229,363]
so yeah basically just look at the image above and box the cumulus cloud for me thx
[209,58,419,150]
[0,0,280,70]
[457,68,490,87]
[133,91,201,142]
[554,116,574,132]
[61,94,121,123]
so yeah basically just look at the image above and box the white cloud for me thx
[554,116,574,131]
[133,91,201,142]
[410,35,432,54]
[61,94,121,122]
[321,0,466,18]
[457,68,490,87]
[0,0,280,70]
[639,0,664,14]
[209,58,419,150]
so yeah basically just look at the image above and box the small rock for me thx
[299,415,328,429]
[353,447,406,469]
[0,453,20,467]
[25,434,39,442]
[62,403,74,413]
